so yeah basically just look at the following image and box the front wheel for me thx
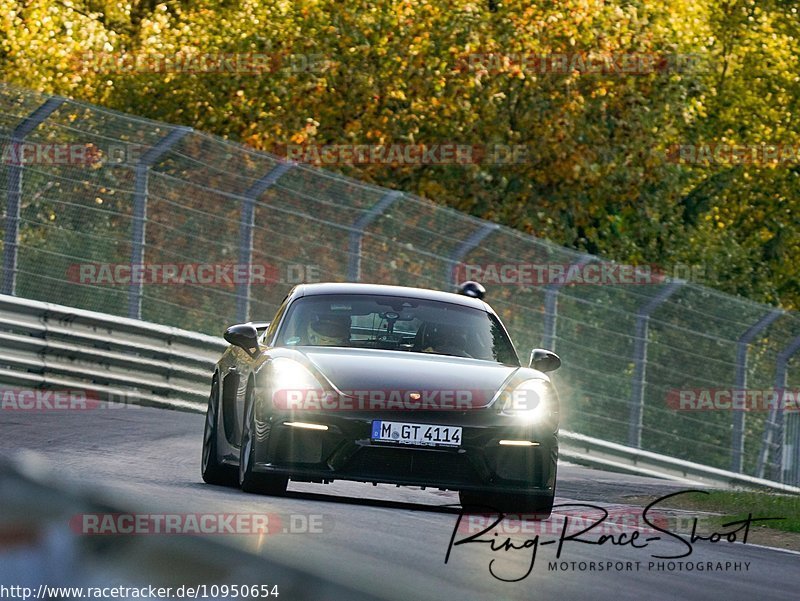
[201,375,238,486]
[239,383,288,495]
[459,490,553,519]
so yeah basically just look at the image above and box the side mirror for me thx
[224,323,259,352]
[529,348,561,372]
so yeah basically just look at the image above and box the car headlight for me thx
[269,358,326,409]
[499,379,552,423]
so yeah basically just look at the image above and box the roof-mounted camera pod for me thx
[456,281,486,300]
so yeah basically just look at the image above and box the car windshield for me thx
[275,294,519,365]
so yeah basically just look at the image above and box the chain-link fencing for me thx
[1,82,798,485]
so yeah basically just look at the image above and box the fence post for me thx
[542,255,592,351]
[444,223,499,288]
[127,127,191,320]
[346,190,403,282]
[757,334,800,482]
[787,406,800,486]
[628,280,684,448]
[235,161,295,322]
[732,308,782,473]
[2,97,65,295]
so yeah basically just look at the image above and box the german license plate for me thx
[371,420,462,447]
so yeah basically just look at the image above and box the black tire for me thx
[239,382,289,495]
[459,490,554,520]
[201,375,238,486]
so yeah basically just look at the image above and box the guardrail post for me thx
[628,280,684,448]
[732,309,782,473]
[128,126,191,320]
[542,255,592,351]
[2,97,65,295]
[757,334,800,483]
[444,223,499,288]
[346,190,403,282]
[236,161,295,322]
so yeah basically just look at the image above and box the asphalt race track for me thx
[2,406,797,601]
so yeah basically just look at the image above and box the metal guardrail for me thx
[560,431,800,494]
[0,294,224,412]
[0,294,796,494]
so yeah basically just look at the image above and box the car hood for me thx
[296,347,518,409]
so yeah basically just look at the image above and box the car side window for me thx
[263,298,289,347]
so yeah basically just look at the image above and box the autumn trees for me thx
[1,0,797,308]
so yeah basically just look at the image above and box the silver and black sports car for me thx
[201,282,561,516]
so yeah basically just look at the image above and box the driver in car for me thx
[421,322,469,356]
[306,314,350,346]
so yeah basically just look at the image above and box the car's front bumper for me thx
[252,413,558,495]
